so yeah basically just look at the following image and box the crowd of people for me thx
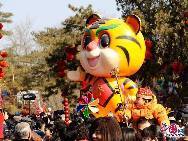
[0,105,186,141]
[0,86,186,141]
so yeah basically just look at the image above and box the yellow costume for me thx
[67,14,146,121]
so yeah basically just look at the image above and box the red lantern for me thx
[0,61,8,67]
[65,110,69,114]
[66,53,74,61]
[0,50,8,58]
[0,72,4,78]
[65,122,69,126]
[64,102,69,106]
[64,98,68,102]
[65,113,69,117]
[0,23,3,30]
[65,117,69,122]
[0,34,2,39]
[145,49,153,60]
[145,39,153,48]
[172,61,183,74]
[64,106,69,111]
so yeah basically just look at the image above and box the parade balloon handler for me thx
[124,87,170,126]
[67,13,146,121]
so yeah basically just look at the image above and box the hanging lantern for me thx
[65,117,69,122]
[145,49,153,60]
[0,23,3,30]
[64,102,69,106]
[65,110,69,114]
[0,50,8,58]
[145,39,153,49]
[63,97,70,126]
[172,60,184,74]
[66,53,74,61]
[0,71,4,78]
[0,34,2,39]
[64,106,69,111]
[0,61,8,68]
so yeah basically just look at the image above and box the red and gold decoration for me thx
[0,23,8,79]
[63,97,70,126]
[0,51,8,79]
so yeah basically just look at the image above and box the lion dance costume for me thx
[68,14,146,121]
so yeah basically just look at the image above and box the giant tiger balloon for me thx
[68,14,146,121]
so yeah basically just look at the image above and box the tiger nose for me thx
[87,41,98,51]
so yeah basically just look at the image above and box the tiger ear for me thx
[125,15,141,34]
[86,14,101,27]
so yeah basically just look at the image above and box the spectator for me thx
[141,125,163,141]
[137,117,152,130]
[35,120,45,138]
[43,128,52,141]
[121,127,140,141]
[89,117,122,141]
[183,125,188,141]
[14,122,32,141]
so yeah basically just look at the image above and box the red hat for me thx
[137,87,153,98]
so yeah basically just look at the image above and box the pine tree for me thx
[0,3,12,23]
[0,3,13,35]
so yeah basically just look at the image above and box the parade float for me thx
[67,14,147,122]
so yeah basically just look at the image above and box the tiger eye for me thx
[83,35,91,49]
[100,34,110,48]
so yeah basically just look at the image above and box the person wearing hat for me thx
[124,87,170,126]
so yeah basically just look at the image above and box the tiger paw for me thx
[67,66,86,81]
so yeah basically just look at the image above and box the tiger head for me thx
[80,14,146,77]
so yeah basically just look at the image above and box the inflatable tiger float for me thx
[67,14,146,121]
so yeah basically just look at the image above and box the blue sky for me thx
[0,0,122,48]
[1,0,121,31]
